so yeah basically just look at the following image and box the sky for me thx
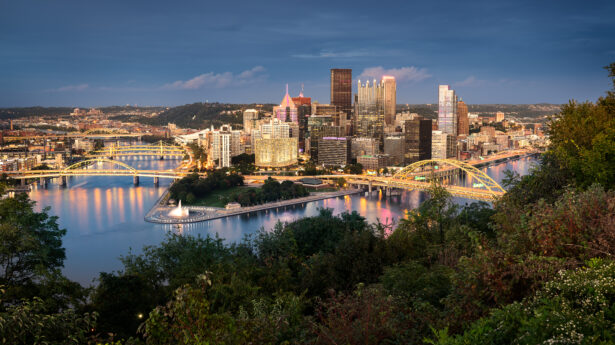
[1,0,614,107]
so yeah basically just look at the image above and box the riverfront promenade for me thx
[144,189,363,224]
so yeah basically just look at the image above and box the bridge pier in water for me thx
[133,176,139,186]
[153,177,159,186]
[39,177,47,187]
[59,176,67,187]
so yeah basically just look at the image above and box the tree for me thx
[0,194,66,299]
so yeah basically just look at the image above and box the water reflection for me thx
[28,156,536,285]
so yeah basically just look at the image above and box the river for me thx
[27,155,536,285]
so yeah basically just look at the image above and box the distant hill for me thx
[399,103,561,120]
[129,102,274,129]
[0,105,165,119]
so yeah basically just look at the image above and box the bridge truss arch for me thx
[392,159,505,195]
[62,158,137,175]
[82,128,129,135]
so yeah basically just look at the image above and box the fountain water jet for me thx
[168,200,189,218]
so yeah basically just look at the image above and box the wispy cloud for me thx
[163,66,266,90]
[292,50,372,59]
[49,84,89,92]
[455,76,483,87]
[359,66,431,83]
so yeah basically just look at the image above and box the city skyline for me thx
[1,0,614,107]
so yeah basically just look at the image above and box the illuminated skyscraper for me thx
[457,99,469,136]
[330,69,352,116]
[273,85,298,123]
[382,76,396,125]
[355,79,385,143]
[243,109,259,134]
[438,85,458,136]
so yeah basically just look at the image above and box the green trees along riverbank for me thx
[1,63,614,344]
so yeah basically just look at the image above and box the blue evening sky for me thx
[1,0,614,107]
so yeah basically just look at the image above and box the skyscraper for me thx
[404,119,432,164]
[457,99,469,136]
[355,79,385,143]
[273,85,298,123]
[382,76,397,126]
[438,85,458,136]
[243,109,259,134]
[330,69,352,117]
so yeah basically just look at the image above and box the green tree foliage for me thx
[343,163,363,174]
[0,291,98,345]
[0,194,67,302]
[432,259,615,345]
[91,273,162,340]
[168,171,244,203]
[228,178,309,206]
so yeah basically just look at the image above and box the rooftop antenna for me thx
[300,83,304,97]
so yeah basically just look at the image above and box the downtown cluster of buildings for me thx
[178,68,545,171]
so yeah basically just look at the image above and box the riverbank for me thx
[144,188,363,224]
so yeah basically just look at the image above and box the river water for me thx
[28,155,536,285]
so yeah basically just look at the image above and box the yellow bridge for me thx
[4,128,148,141]
[85,141,186,158]
[5,158,510,201]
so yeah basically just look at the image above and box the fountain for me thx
[168,200,189,218]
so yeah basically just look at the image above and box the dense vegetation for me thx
[226,177,310,206]
[1,63,614,344]
[168,171,244,204]
[135,102,272,128]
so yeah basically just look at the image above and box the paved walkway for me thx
[144,189,363,224]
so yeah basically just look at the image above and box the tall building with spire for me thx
[274,84,298,123]
[330,69,352,117]
[355,79,385,143]
[438,85,458,136]
[382,76,396,126]
[457,99,469,136]
[292,84,311,153]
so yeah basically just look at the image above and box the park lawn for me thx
[190,186,254,208]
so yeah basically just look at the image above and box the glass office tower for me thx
[330,69,352,117]
[438,85,458,136]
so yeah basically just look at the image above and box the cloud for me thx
[359,66,431,83]
[292,50,372,59]
[50,84,89,92]
[164,66,266,90]
[455,76,482,87]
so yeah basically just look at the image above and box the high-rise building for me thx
[432,130,447,159]
[382,76,396,126]
[355,79,385,143]
[404,119,432,164]
[457,100,469,137]
[210,125,242,168]
[243,109,259,134]
[255,137,298,168]
[495,111,505,122]
[438,85,458,136]
[351,137,379,159]
[273,85,298,123]
[307,115,341,160]
[330,69,352,117]
[384,135,405,166]
[357,154,388,171]
[293,88,312,152]
[317,137,350,166]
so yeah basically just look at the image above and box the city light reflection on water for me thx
[27,156,536,285]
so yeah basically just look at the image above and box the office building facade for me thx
[382,76,397,126]
[384,135,405,166]
[317,137,350,166]
[438,85,458,136]
[355,79,385,142]
[457,100,469,136]
[330,69,352,117]
[404,119,432,164]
